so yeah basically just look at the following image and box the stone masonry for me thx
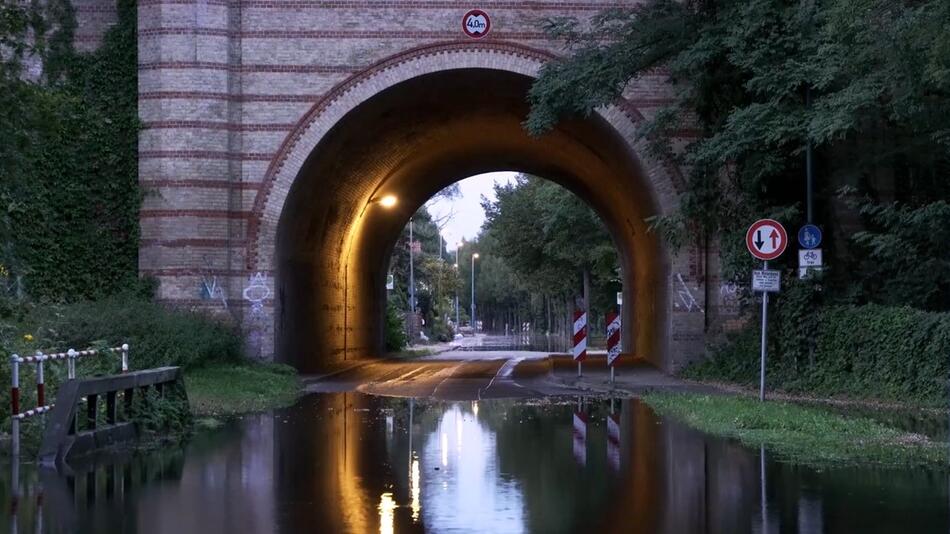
[81,0,732,371]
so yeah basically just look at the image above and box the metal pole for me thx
[470,254,476,333]
[408,217,415,343]
[35,352,44,408]
[760,260,769,402]
[67,349,76,379]
[806,87,814,224]
[610,366,615,385]
[10,354,20,459]
[121,343,129,373]
[760,444,768,534]
[455,247,460,329]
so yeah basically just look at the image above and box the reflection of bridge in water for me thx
[4,393,946,533]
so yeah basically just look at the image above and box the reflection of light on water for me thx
[441,432,448,467]
[378,492,396,534]
[410,459,421,522]
[421,404,525,533]
[472,401,479,418]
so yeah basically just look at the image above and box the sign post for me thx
[746,219,787,401]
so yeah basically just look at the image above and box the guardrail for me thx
[39,366,182,465]
[9,344,129,458]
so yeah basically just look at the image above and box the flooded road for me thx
[3,392,948,533]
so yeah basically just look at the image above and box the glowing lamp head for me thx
[472,253,479,259]
[377,195,398,208]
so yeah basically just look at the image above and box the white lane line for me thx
[478,357,522,399]
[430,361,471,397]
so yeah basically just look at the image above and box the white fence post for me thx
[67,349,76,379]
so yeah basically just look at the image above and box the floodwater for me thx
[2,393,948,533]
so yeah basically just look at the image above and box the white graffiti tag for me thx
[243,273,271,317]
[674,273,704,313]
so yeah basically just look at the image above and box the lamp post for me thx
[408,216,415,344]
[471,253,479,332]
[455,243,462,330]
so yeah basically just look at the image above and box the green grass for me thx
[642,392,949,468]
[184,362,301,416]
[388,347,436,359]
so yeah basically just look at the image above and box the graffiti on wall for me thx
[243,272,271,358]
[674,273,704,313]
[199,256,229,310]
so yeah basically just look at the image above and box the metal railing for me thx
[9,344,129,457]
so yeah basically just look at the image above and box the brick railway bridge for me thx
[78,0,735,373]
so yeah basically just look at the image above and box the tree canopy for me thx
[526,0,950,310]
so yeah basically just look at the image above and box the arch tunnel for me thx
[273,68,671,374]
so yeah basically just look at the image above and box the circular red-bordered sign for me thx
[462,10,491,39]
[746,219,788,261]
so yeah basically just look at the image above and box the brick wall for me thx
[126,0,727,371]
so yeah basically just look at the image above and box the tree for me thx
[476,175,620,338]
[526,0,950,310]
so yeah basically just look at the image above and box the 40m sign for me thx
[462,10,491,38]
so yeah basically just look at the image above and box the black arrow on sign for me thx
[754,230,765,250]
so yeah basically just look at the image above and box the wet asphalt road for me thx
[305,355,580,400]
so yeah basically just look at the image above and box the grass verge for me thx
[642,392,948,468]
[185,362,301,416]
[388,347,436,359]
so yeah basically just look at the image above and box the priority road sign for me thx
[798,224,822,249]
[746,219,788,261]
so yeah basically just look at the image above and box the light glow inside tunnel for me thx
[274,68,670,373]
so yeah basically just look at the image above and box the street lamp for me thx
[375,194,398,208]
[471,253,479,333]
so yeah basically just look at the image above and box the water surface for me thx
[3,393,948,533]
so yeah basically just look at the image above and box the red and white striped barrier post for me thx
[573,309,587,377]
[35,352,45,408]
[605,310,621,384]
[10,354,20,458]
[8,344,129,458]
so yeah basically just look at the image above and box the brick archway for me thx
[237,41,706,373]
[247,41,684,273]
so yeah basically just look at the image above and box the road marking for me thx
[478,358,521,399]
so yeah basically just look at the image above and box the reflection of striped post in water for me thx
[573,310,587,377]
[607,412,621,472]
[573,398,587,466]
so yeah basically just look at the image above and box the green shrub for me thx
[0,297,244,423]
[23,297,243,370]
[385,301,408,352]
[687,304,950,404]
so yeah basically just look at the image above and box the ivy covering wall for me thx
[1,0,141,303]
